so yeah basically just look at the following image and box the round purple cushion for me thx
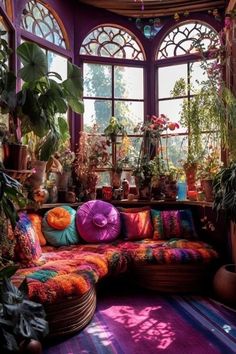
[76,200,121,243]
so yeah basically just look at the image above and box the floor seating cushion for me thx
[13,238,219,304]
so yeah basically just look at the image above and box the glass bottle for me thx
[177,174,187,200]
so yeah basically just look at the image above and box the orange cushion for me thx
[47,207,71,230]
[28,214,47,246]
[120,209,153,240]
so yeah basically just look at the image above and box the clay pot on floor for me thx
[213,264,236,309]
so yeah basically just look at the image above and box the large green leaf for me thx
[17,42,48,82]
[19,90,48,137]
[63,61,83,98]
[38,130,60,161]
[68,97,84,114]
[38,81,67,114]
[58,116,69,141]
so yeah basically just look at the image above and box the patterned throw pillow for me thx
[151,209,197,240]
[28,213,47,246]
[120,209,153,240]
[14,212,42,265]
[42,206,79,247]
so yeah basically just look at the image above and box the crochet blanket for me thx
[12,239,219,304]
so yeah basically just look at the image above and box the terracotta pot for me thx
[184,163,197,192]
[3,143,28,170]
[213,264,236,308]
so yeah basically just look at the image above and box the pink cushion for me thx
[120,209,153,240]
[76,200,121,243]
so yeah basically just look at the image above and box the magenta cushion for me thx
[76,200,121,243]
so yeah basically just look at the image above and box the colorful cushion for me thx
[76,200,120,243]
[120,209,153,240]
[28,213,47,246]
[42,206,79,247]
[14,212,42,265]
[151,209,197,240]
[47,207,71,230]
[118,206,151,213]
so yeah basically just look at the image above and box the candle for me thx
[188,190,198,201]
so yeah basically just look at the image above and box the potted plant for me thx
[73,126,110,200]
[17,41,84,162]
[132,114,179,199]
[0,33,84,170]
[0,30,28,170]
[104,116,126,142]
[197,147,222,201]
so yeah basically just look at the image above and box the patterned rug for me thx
[43,284,236,354]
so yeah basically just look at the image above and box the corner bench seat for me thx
[12,238,219,305]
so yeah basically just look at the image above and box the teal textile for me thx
[42,206,79,247]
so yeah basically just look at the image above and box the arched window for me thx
[20,0,67,49]
[80,25,146,185]
[80,25,144,60]
[19,0,72,161]
[156,21,221,167]
[0,0,13,19]
[157,21,220,59]
[20,0,70,81]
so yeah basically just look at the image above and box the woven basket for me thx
[132,264,215,293]
[44,286,96,337]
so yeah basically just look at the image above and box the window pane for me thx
[48,51,67,81]
[115,101,144,133]
[159,99,187,133]
[161,135,188,167]
[83,99,112,133]
[114,66,144,99]
[20,0,66,48]
[97,171,111,187]
[158,64,187,98]
[83,63,112,98]
[190,59,216,93]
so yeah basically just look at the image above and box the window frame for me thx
[155,20,222,165]
[79,24,147,183]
